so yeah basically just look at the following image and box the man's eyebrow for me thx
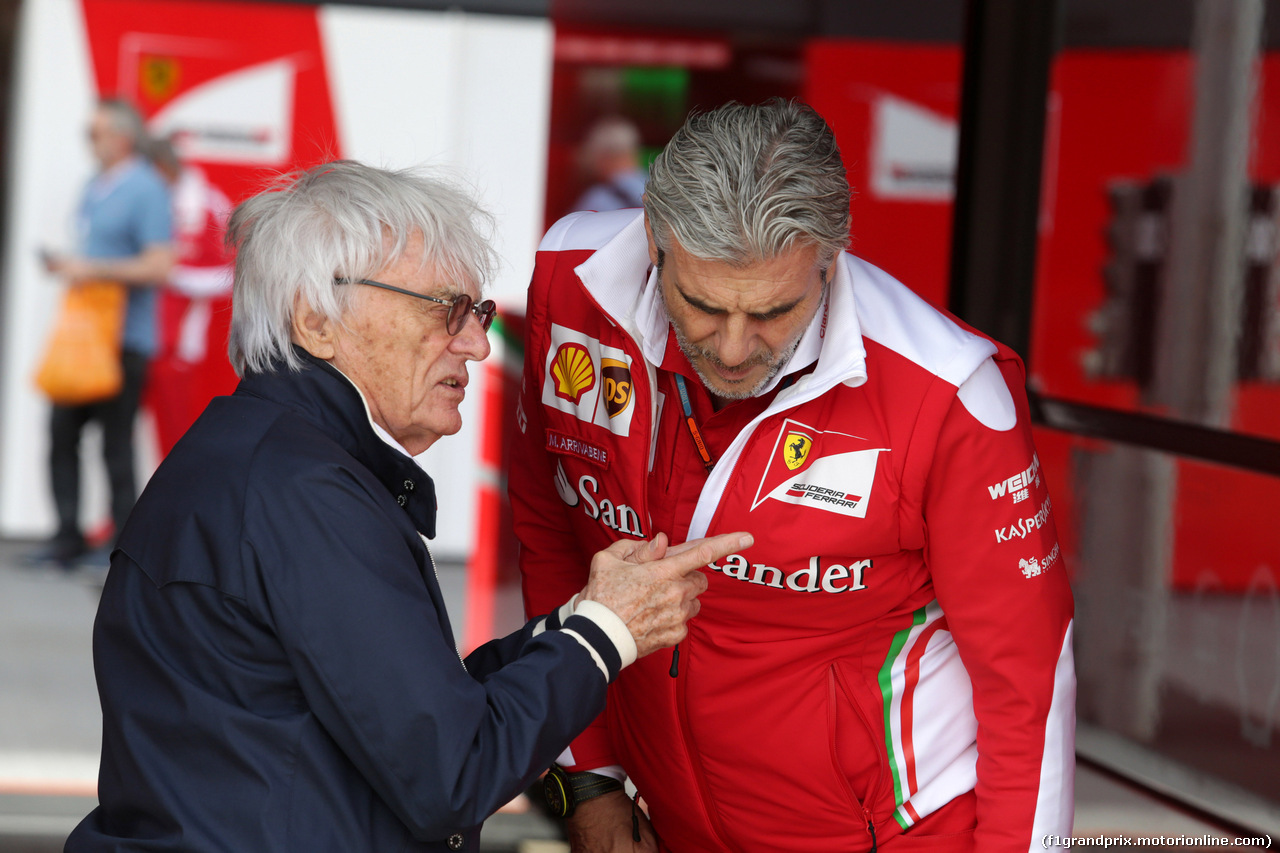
[674,281,726,315]
[675,280,805,320]
[749,297,805,320]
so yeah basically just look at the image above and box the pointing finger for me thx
[664,531,752,559]
[652,532,752,578]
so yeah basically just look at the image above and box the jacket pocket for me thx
[827,662,890,842]
[879,789,976,851]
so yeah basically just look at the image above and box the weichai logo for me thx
[987,453,1042,503]
[551,343,595,404]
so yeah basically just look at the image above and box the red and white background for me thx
[0,0,553,560]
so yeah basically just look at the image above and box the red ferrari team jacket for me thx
[511,210,1076,852]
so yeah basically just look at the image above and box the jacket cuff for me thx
[535,595,579,636]
[560,600,636,683]
[573,599,637,669]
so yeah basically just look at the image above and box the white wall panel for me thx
[0,0,110,539]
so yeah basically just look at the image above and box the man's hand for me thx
[43,244,174,286]
[566,790,658,853]
[580,530,750,659]
[46,255,95,282]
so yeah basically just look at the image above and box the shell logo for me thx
[551,343,596,404]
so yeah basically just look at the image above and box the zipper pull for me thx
[863,807,877,852]
[669,644,680,677]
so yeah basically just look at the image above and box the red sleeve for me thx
[922,353,1076,851]
[508,253,619,772]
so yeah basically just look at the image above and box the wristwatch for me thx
[542,765,624,818]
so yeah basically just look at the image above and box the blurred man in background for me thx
[31,99,173,569]
[572,116,647,212]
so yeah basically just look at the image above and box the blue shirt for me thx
[574,168,648,213]
[78,158,173,355]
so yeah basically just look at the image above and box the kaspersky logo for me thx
[551,343,595,404]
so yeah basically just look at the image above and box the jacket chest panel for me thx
[698,403,921,633]
[538,407,652,552]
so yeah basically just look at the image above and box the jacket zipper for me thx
[830,665,887,851]
[586,278,730,847]
[422,539,467,670]
[672,637,743,852]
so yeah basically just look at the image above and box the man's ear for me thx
[291,294,336,360]
[643,210,660,269]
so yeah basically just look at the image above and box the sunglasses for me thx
[334,278,496,336]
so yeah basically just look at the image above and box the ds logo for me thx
[600,358,633,419]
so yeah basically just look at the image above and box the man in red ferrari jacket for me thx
[511,100,1075,852]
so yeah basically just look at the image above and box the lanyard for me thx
[673,374,714,473]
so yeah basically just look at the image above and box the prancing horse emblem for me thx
[784,432,812,471]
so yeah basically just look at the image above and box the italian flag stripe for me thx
[876,601,943,827]
[900,615,949,795]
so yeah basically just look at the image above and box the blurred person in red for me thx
[145,135,237,455]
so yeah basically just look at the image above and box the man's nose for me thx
[452,312,492,361]
[716,314,754,366]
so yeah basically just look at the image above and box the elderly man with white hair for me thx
[66,161,749,853]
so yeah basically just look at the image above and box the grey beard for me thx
[671,319,804,400]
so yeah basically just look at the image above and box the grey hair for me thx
[643,99,851,270]
[97,98,146,149]
[226,160,496,376]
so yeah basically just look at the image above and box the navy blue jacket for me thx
[66,349,616,852]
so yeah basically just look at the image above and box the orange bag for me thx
[33,281,127,405]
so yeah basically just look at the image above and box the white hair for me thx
[643,99,851,270]
[226,161,496,376]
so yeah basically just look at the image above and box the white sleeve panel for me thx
[1030,620,1077,851]
[956,357,1018,432]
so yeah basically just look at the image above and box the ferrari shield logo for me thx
[139,56,181,103]
[784,432,813,471]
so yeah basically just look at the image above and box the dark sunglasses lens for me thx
[476,300,497,331]
[446,294,473,335]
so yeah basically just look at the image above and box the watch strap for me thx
[543,766,623,818]
[569,770,623,802]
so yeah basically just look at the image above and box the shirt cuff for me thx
[580,764,626,784]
